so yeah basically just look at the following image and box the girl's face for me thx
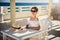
[31,9,37,16]
[31,12,37,16]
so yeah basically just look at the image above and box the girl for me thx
[26,7,40,30]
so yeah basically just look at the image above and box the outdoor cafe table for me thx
[1,29,44,40]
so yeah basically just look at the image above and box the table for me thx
[1,29,44,40]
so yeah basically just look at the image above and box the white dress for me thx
[27,18,40,27]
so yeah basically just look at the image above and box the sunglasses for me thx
[31,10,37,12]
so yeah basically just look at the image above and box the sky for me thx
[0,0,59,3]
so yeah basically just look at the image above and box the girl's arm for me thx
[32,25,40,30]
[26,25,29,29]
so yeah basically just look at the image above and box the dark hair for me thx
[31,7,38,12]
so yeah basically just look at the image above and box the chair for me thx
[40,18,52,40]
[28,18,52,40]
